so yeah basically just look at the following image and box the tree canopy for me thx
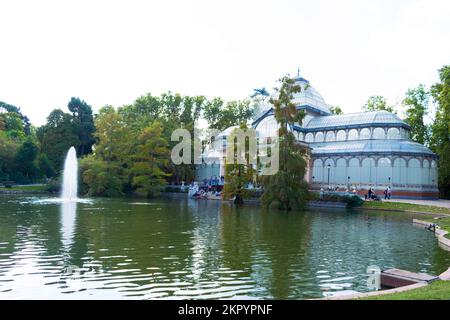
[363,96,396,113]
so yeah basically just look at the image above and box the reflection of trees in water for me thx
[73,199,196,285]
[218,204,313,299]
[0,199,63,261]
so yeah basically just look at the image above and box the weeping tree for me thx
[260,76,309,210]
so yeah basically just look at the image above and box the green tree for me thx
[68,97,96,156]
[363,96,396,113]
[130,122,170,198]
[430,65,450,198]
[38,153,56,179]
[329,105,343,115]
[13,138,39,182]
[80,156,124,197]
[222,124,257,204]
[260,76,309,210]
[203,98,255,131]
[0,132,19,181]
[36,109,80,171]
[403,85,430,145]
[0,101,31,136]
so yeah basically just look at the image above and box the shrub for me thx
[319,192,363,207]
[45,178,61,193]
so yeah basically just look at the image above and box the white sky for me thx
[0,0,449,126]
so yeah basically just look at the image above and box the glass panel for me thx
[336,130,346,141]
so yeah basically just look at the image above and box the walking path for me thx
[387,198,450,209]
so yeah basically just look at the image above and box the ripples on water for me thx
[0,195,449,299]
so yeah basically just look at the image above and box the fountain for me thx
[33,147,91,205]
[61,147,78,201]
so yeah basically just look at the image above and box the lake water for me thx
[1,195,449,299]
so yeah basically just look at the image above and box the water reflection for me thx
[61,201,77,251]
[0,195,450,299]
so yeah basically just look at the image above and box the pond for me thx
[0,195,449,299]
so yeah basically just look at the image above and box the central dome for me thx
[292,75,331,115]
[268,74,331,115]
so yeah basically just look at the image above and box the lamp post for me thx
[327,163,331,188]
[388,176,391,187]
[347,176,351,190]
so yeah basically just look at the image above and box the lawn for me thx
[360,280,450,300]
[0,184,47,192]
[361,201,450,216]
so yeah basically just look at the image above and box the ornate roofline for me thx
[294,122,411,133]
[311,151,438,159]
[252,104,331,128]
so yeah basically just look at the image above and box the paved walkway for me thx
[386,198,450,209]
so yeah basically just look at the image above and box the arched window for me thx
[336,130,346,141]
[335,158,347,184]
[348,129,358,140]
[325,131,335,142]
[298,132,304,141]
[408,159,421,185]
[312,159,324,183]
[373,128,385,139]
[377,158,392,185]
[361,158,376,184]
[360,128,371,140]
[393,158,407,185]
[315,132,324,143]
[387,128,400,139]
[256,116,279,139]
[431,160,437,186]
[422,159,430,185]
[324,159,335,185]
[348,158,360,185]
[305,133,314,143]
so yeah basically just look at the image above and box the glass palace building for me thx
[197,72,439,199]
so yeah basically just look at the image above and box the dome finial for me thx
[297,66,300,76]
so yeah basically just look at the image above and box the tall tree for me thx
[222,124,257,204]
[130,122,170,198]
[68,97,96,156]
[363,96,396,113]
[430,65,450,198]
[260,76,309,210]
[0,101,31,136]
[403,84,430,145]
[203,98,255,132]
[37,109,80,171]
[13,138,39,182]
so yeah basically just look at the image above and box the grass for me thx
[361,201,450,216]
[360,280,450,300]
[0,184,47,192]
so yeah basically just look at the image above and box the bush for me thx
[45,178,61,193]
[319,192,363,208]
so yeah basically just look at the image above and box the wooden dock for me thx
[381,268,439,289]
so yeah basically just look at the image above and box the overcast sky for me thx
[0,0,449,126]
